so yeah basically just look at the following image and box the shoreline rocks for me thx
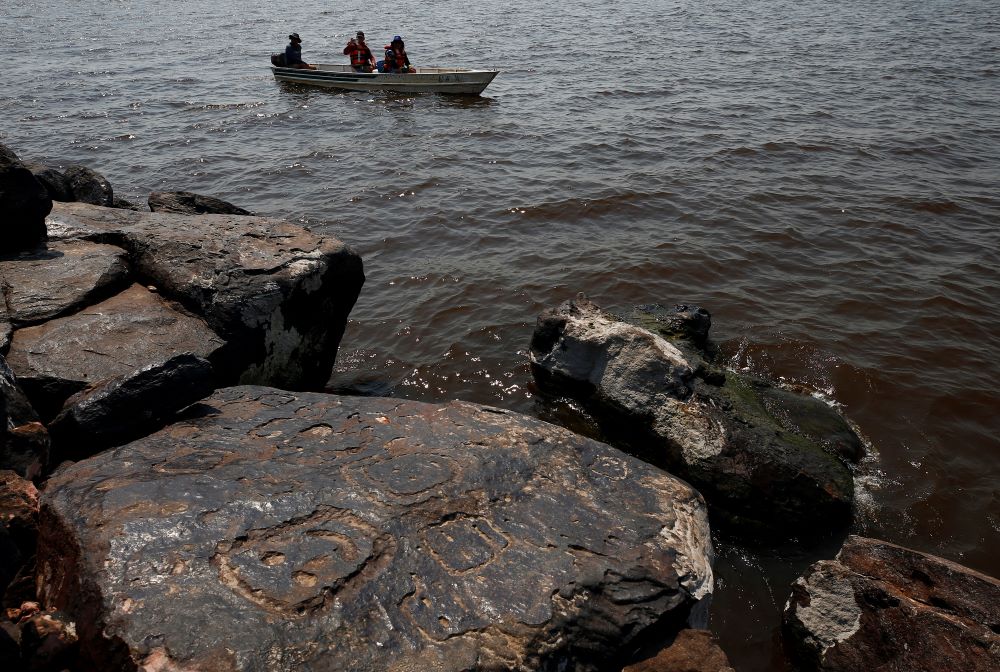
[783,535,1000,671]
[0,146,50,253]
[529,297,860,533]
[148,190,252,215]
[38,386,714,671]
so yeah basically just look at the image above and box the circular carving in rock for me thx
[214,507,380,615]
[363,453,455,496]
[423,515,509,573]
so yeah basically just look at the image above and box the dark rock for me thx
[529,297,857,533]
[0,240,130,326]
[3,560,37,613]
[38,386,714,672]
[20,609,79,671]
[63,165,113,207]
[1,355,49,478]
[110,196,142,211]
[49,353,215,460]
[0,144,50,253]
[5,284,224,421]
[25,164,72,203]
[46,201,365,390]
[623,629,734,672]
[783,535,1000,671]
[0,300,10,355]
[148,190,251,216]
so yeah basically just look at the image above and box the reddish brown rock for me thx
[0,470,38,603]
[1,355,49,477]
[783,535,1000,671]
[19,609,79,671]
[624,629,734,672]
[38,386,714,672]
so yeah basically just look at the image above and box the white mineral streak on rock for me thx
[790,566,863,659]
[654,483,714,605]
[653,398,728,462]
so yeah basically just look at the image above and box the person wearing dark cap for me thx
[344,31,376,72]
[285,33,317,70]
[382,35,414,74]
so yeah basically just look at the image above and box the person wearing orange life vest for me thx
[382,36,414,73]
[344,31,376,72]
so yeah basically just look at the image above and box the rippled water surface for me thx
[3,0,999,669]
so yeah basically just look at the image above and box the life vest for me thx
[348,42,371,67]
[384,46,408,71]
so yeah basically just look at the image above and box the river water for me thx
[3,0,999,668]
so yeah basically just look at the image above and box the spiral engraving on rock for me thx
[213,506,380,616]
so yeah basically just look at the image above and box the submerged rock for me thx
[529,297,858,532]
[45,201,364,390]
[48,353,215,461]
[38,386,713,672]
[0,144,50,254]
[148,190,251,215]
[5,284,224,420]
[0,240,130,326]
[62,165,113,207]
[783,535,1000,671]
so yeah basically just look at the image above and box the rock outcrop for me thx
[5,284,225,421]
[783,535,1000,671]
[63,165,113,207]
[48,353,214,461]
[0,144,50,253]
[38,386,714,672]
[25,164,73,203]
[148,190,251,216]
[45,201,364,389]
[529,297,859,532]
[0,240,130,326]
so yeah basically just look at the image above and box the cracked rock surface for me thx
[783,535,1000,671]
[38,386,714,672]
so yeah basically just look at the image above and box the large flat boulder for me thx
[529,297,857,533]
[0,240,130,326]
[0,144,50,253]
[45,202,364,389]
[38,387,714,672]
[5,284,224,420]
[783,535,1000,671]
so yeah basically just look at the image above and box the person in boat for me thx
[285,33,317,70]
[344,31,376,72]
[382,36,415,73]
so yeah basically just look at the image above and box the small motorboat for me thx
[270,63,499,95]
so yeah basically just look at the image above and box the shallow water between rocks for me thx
[3,0,999,669]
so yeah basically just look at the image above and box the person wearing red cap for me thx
[344,31,376,72]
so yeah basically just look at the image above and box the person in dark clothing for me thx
[344,31,376,72]
[285,33,317,70]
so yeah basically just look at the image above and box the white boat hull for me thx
[271,63,498,95]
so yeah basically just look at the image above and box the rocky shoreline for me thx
[2,144,997,671]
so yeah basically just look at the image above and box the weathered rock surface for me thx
[529,297,858,532]
[5,284,224,420]
[0,144,50,253]
[0,470,39,598]
[623,629,734,672]
[46,201,364,389]
[1,355,49,478]
[148,190,251,216]
[63,165,113,206]
[783,535,1000,671]
[49,353,215,460]
[39,386,714,672]
[0,240,130,326]
[25,164,73,202]
[0,300,10,354]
